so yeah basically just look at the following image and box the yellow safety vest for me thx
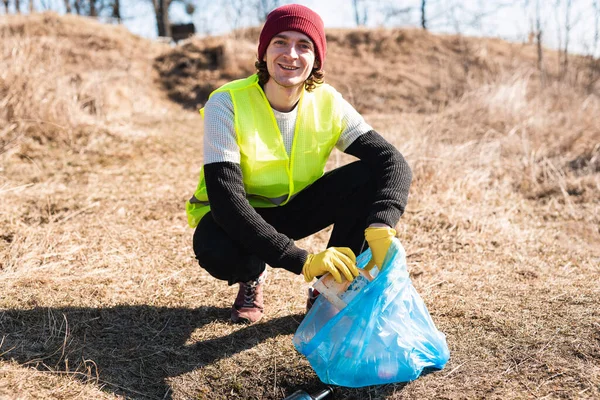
[186,74,344,228]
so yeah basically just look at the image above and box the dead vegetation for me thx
[1,11,599,400]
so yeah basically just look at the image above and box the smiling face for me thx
[262,30,317,91]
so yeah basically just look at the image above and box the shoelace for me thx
[242,279,260,307]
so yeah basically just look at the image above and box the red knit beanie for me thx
[258,4,326,69]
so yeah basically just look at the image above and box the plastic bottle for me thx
[313,269,374,310]
[283,387,333,400]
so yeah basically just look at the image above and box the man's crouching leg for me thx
[193,212,266,324]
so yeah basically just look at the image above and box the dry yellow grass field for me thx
[1,12,599,400]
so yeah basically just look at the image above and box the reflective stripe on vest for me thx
[186,74,344,228]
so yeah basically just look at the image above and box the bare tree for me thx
[450,1,514,33]
[149,0,198,38]
[84,0,109,17]
[64,0,102,16]
[255,0,280,22]
[535,0,546,85]
[0,0,42,13]
[151,0,173,37]
[380,3,412,26]
[584,0,600,92]
[1,0,36,13]
[226,0,248,31]
[352,0,369,26]
[111,0,120,22]
[416,0,456,31]
[37,0,50,10]
[552,0,581,78]
[553,0,563,72]
[594,0,599,56]
[562,0,573,75]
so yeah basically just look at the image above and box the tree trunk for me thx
[553,0,562,76]
[2,0,8,14]
[90,0,97,17]
[64,0,71,13]
[112,0,121,23]
[153,0,172,37]
[421,0,427,30]
[29,0,34,12]
[537,31,543,73]
[536,0,546,86]
[256,0,278,22]
[162,0,172,37]
[562,0,572,77]
[594,0,599,57]
[15,0,20,13]
[74,0,81,14]
[352,0,367,26]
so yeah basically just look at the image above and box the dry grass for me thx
[1,12,599,400]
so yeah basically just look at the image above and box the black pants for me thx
[193,161,377,285]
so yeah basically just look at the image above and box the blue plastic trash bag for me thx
[293,239,450,387]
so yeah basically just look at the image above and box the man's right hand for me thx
[302,247,359,283]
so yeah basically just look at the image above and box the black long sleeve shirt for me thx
[203,130,412,275]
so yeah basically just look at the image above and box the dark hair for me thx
[254,60,324,92]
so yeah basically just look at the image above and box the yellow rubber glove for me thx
[364,226,397,271]
[302,247,359,283]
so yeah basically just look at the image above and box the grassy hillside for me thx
[1,12,599,400]
[154,27,549,114]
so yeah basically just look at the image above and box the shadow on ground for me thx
[0,306,404,399]
[0,306,295,398]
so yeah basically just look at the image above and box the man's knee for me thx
[193,213,264,284]
[193,213,235,281]
[330,160,376,189]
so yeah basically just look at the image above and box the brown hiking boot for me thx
[231,270,267,324]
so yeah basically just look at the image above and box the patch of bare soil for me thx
[1,12,599,400]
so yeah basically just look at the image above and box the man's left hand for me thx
[364,226,396,271]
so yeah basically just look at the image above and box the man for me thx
[186,4,412,324]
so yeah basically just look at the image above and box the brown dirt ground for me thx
[1,12,599,400]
